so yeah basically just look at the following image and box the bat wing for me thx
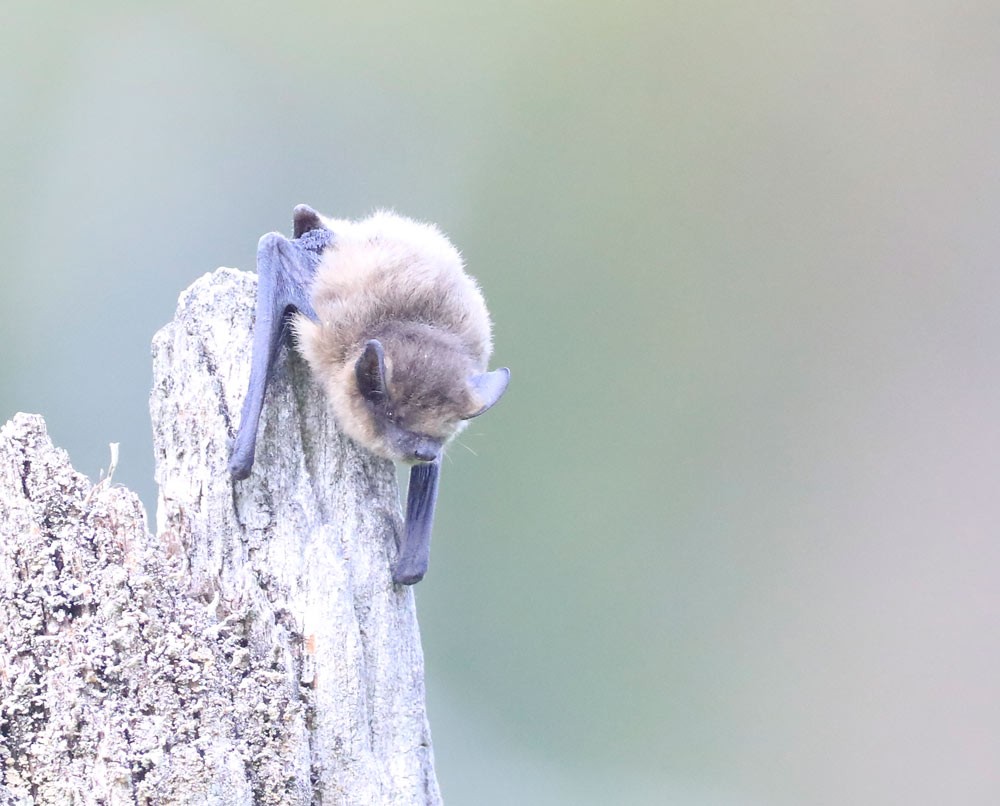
[229,209,333,479]
[393,460,441,585]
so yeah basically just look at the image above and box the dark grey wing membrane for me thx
[228,208,333,479]
[394,460,441,585]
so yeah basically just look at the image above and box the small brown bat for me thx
[229,205,509,584]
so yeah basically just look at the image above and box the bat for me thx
[228,204,510,585]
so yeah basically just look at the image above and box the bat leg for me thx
[393,461,441,585]
[229,227,330,479]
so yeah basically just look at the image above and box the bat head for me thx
[352,328,509,464]
[292,208,510,466]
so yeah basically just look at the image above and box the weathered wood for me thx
[0,268,440,804]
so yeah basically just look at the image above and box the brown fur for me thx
[294,211,496,462]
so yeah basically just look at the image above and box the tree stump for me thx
[0,269,440,805]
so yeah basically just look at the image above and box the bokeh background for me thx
[3,3,1000,803]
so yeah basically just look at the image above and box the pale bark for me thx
[0,268,440,805]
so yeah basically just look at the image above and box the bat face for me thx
[354,336,462,464]
[230,205,509,585]
[350,331,508,464]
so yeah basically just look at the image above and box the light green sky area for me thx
[3,3,1000,803]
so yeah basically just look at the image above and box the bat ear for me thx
[356,339,388,403]
[462,368,510,419]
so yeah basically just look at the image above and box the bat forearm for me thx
[393,461,441,585]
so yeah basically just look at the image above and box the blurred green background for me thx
[3,2,1000,803]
